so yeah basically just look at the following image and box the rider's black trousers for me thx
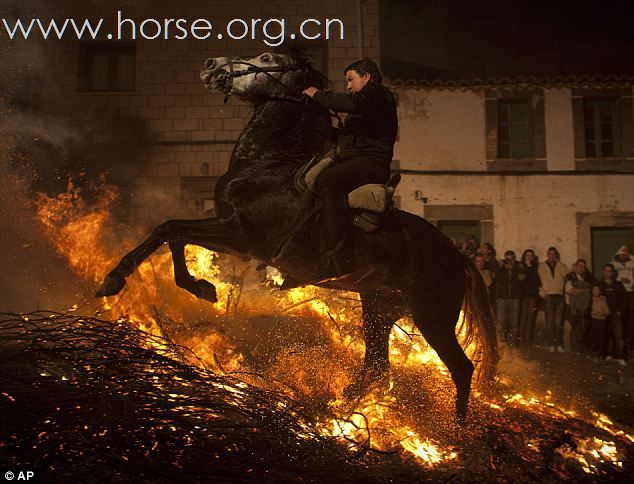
[315,155,391,254]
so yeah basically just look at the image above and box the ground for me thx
[517,344,634,426]
[1,311,632,483]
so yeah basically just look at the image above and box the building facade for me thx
[392,82,634,275]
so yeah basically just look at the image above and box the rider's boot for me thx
[314,186,354,282]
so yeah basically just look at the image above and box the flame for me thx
[555,437,623,474]
[32,181,633,473]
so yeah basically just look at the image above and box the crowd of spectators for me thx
[464,239,634,367]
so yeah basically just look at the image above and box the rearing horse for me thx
[97,51,498,423]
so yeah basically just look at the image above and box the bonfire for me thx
[0,181,631,481]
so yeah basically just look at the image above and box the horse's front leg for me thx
[96,218,245,300]
[168,240,218,303]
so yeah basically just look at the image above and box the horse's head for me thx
[200,51,326,102]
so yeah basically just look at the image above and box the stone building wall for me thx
[394,85,634,267]
[33,0,380,215]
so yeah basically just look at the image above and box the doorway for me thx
[591,226,633,279]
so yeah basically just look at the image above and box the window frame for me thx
[583,99,620,158]
[77,41,136,93]
[497,98,534,160]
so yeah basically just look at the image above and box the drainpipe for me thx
[357,0,369,59]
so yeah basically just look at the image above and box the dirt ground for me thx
[516,343,634,425]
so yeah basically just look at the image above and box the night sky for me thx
[380,0,634,80]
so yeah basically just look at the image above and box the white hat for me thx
[616,245,629,255]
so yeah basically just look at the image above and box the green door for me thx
[591,227,634,279]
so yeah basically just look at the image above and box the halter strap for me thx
[216,58,304,103]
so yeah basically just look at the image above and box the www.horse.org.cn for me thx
[1,11,345,46]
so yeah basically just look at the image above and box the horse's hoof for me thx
[195,279,218,303]
[95,272,126,297]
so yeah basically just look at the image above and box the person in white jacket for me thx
[538,247,569,352]
[612,245,634,350]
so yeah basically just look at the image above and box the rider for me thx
[302,59,398,280]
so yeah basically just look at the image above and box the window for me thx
[584,100,619,158]
[497,100,533,159]
[180,177,220,216]
[425,205,494,250]
[437,220,481,249]
[78,42,135,92]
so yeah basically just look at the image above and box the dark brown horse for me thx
[96,51,498,423]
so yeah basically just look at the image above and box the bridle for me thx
[211,56,342,125]
[212,58,304,103]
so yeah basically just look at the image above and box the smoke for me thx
[0,1,156,311]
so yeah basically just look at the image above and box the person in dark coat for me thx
[495,250,525,345]
[303,59,398,280]
[599,264,628,365]
[564,259,595,353]
[518,249,540,345]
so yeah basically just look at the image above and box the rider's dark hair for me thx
[343,59,382,84]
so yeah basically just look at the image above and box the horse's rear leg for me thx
[343,291,404,399]
[96,218,241,299]
[407,292,474,424]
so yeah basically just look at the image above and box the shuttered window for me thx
[584,100,619,158]
[497,100,533,159]
[78,42,136,92]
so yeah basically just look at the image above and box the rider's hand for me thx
[302,87,319,98]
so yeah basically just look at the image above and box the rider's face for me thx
[345,70,371,93]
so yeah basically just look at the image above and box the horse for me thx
[96,50,498,423]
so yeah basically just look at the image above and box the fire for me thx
[400,431,458,464]
[32,181,633,474]
[322,389,458,464]
[555,437,623,474]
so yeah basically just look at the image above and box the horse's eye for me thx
[260,53,272,62]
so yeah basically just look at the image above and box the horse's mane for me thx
[280,46,331,91]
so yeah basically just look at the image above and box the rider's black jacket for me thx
[312,82,398,162]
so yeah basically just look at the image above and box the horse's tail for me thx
[460,256,499,387]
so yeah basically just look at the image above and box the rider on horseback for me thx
[302,59,398,281]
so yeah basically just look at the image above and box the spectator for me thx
[495,250,524,345]
[611,246,634,350]
[479,242,498,273]
[588,284,610,361]
[474,253,495,308]
[462,235,479,259]
[519,249,540,345]
[599,264,628,366]
[538,247,569,353]
[564,259,594,353]
[475,253,494,293]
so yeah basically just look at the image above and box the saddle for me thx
[294,151,401,233]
